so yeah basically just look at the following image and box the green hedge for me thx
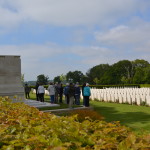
[0,97,150,149]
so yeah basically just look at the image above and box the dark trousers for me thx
[66,94,70,104]
[84,96,90,107]
[59,93,63,103]
[36,93,39,101]
[25,92,30,99]
[75,94,80,105]
[50,95,55,103]
[39,93,44,102]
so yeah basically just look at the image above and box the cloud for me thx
[95,19,150,51]
[0,0,149,29]
[1,40,150,81]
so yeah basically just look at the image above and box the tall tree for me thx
[66,70,84,84]
[53,76,61,83]
[111,60,133,84]
[86,64,110,84]
[37,74,49,85]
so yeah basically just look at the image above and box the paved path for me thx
[43,106,92,113]
[12,99,59,108]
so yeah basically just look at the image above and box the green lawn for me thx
[29,93,150,133]
[29,93,82,110]
[91,100,150,133]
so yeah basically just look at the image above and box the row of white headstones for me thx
[32,87,150,106]
[83,87,150,106]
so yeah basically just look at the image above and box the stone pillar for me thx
[0,55,25,100]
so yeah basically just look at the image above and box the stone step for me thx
[43,106,92,113]
[12,99,60,108]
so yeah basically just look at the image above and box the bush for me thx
[70,109,104,122]
[0,97,150,149]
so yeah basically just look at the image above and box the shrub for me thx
[0,97,150,149]
[70,109,104,122]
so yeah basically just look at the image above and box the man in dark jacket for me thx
[64,83,69,104]
[68,83,75,108]
[25,84,31,99]
[75,83,81,105]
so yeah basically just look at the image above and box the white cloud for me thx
[1,41,150,81]
[95,20,150,51]
[0,0,149,29]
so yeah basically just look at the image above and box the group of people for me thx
[46,82,91,108]
[25,82,91,108]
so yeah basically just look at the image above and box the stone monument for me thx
[0,55,24,99]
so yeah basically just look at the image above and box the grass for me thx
[91,100,150,133]
[29,93,150,133]
[29,93,82,110]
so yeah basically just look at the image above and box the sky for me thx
[0,0,150,81]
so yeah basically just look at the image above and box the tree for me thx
[111,60,133,84]
[53,76,61,83]
[133,68,145,84]
[86,64,110,84]
[60,74,66,83]
[132,59,149,68]
[37,74,49,85]
[93,77,100,85]
[66,70,84,84]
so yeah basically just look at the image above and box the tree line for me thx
[35,59,150,85]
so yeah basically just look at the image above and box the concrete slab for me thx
[43,106,92,113]
[12,99,60,108]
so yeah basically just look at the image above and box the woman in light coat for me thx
[37,83,45,102]
[47,82,55,104]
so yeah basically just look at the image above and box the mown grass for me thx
[91,100,150,133]
[29,93,150,133]
[29,93,82,110]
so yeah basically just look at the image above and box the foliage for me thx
[60,74,66,83]
[0,97,150,149]
[85,59,150,85]
[70,109,104,122]
[66,70,85,84]
[53,75,61,83]
[37,74,49,85]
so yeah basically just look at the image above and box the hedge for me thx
[0,97,150,149]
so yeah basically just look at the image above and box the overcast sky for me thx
[0,0,150,81]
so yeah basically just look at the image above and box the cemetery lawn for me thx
[29,93,82,110]
[29,93,150,133]
[91,100,150,133]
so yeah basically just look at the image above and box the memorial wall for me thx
[0,55,24,99]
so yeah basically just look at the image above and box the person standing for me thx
[68,83,75,108]
[24,84,31,99]
[54,82,59,103]
[83,83,91,107]
[47,82,55,104]
[35,82,39,101]
[59,83,63,103]
[82,83,86,105]
[64,83,69,104]
[37,83,45,102]
[75,83,81,105]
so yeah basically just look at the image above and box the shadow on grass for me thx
[91,102,150,132]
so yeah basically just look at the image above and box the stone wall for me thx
[0,55,24,99]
